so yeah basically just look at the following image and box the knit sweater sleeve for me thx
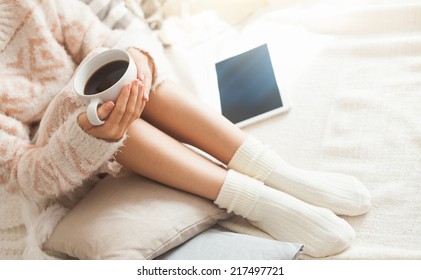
[1,1,169,199]
[0,110,125,199]
[51,0,168,89]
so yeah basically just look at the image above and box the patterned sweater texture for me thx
[0,0,167,259]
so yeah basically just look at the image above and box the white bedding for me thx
[160,0,421,259]
[2,0,419,260]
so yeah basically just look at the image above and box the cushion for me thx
[156,228,303,260]
[43,171,232,259]
[79,0,145,30]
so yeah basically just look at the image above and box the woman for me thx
[0,0,370,258]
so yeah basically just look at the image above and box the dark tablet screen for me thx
[215,44,283,124]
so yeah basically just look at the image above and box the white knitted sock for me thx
[228,136,371,216]
[214,170,355,257]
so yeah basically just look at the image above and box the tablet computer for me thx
[206,43,290,128]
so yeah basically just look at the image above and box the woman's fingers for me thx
[97,101,115,121]
[77,80,146,141]
[106,82,132,126]
[131,82,146,122]
[138,72,151,101]
[119,80,140,127]
[127,47,152,101]
[77,101,114,131]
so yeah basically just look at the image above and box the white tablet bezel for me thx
[204,42,291,128]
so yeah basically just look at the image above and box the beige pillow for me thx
[44,171,231,259]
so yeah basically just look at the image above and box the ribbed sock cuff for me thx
[228,135,278,181]
[214,170,261,218]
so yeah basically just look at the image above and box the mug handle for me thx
[87,98,105,126]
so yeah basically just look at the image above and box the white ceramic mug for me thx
[73,49,137,126]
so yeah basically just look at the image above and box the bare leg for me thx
[116,80,245,200]
[142,80,246,165]
[115,118,226,200]
[114,81,358,258]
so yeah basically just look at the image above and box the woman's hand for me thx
[127,47,154,101]
[78,79,146,141]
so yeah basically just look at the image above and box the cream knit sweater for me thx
[0,0,166,259]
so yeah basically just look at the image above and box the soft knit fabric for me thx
[228,136,371,216]
[0,0,167,259]
[214,170,355,257]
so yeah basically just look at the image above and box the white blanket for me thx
[161,0,421,259]
[3,0,419,260]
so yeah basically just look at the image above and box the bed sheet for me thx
[161,0,421,259]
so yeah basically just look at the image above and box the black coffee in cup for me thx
[84,60,129,96]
